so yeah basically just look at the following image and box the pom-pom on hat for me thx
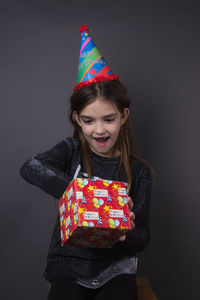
[73,24,119,91]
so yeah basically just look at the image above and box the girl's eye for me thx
[82,118,115,124]
[105,119,115,122]
[83,120,92,124]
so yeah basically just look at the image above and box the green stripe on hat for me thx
[77,47,101,82]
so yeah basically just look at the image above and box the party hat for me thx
[73,24,119,91]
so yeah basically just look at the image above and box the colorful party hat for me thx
[73,24,119,91]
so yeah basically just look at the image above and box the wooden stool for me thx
[137,277,158,300]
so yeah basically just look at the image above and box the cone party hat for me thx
[74,25,119,91]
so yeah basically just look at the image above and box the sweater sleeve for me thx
[19,139,73,199]
[115,165,152,253]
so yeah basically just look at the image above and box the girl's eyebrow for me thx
[80,113,118,119]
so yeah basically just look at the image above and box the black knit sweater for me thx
[20,137,152,282]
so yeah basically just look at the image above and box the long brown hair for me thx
[69,80,154,191]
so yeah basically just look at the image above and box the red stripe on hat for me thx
[96,64,111,76]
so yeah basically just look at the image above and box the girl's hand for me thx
[118,196,135,242]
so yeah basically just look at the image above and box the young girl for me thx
[20,25,152,300]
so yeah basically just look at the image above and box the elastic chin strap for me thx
[73,164,81,179]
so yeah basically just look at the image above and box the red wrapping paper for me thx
[59,178,131,248]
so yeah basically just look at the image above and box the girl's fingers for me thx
[130,220,135,229]
[130,211,135,220]
[118,234,126,242]
[118,216,135,243]
[127,196,134,211]
[126,198,135,229]
[130,211,135,229]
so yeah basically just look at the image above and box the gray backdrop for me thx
[1,1,199,299]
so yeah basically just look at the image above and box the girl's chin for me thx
[90,143,115,158]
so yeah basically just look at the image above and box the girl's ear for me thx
[73,111,81,127]
[120,108,130,126]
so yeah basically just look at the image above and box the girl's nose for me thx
[95,122,105,134]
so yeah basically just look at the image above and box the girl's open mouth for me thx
[94,137,110,145]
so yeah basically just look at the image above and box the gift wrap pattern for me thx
[59,178,131,248]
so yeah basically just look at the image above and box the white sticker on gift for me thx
[65,216,71,228]
[94,189,108,197]
[68,187,73,200]
[84,211,99,220]
[74,203,78,213]
[60,203,65,215]
[118,188,127,196]
[76,191,83,199]
[109,209,124,218]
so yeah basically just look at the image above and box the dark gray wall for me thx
[1,1,199,299]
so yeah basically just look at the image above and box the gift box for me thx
[59,178,131,248]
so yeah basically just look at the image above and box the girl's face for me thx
[73,97,129,157]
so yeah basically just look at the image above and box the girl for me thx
[20,26,153,300]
